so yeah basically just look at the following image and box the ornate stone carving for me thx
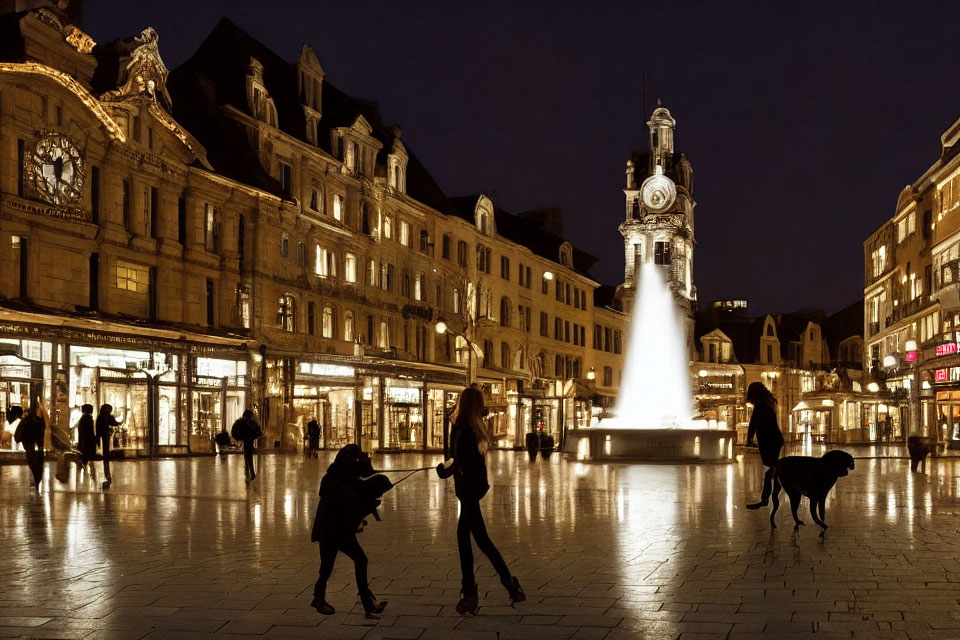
[100,27,173,110]
[63,25,95,54]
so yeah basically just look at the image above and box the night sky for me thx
[84,1,960,315]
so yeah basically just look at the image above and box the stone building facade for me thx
[0,6,627,456]
[864,114,960,448]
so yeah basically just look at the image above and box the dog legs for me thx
[769,475,781,529]
[811,498,828,536]
[786,487,805,531]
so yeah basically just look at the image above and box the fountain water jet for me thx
[566,261,734,461]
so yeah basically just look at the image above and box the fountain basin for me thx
[565,428,736,462]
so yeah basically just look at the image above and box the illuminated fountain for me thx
[566,261,735,462]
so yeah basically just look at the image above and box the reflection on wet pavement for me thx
[1,449,959,639]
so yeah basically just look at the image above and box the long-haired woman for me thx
[436,386,525,615]
[745,381,784,509]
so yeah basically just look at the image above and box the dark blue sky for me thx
[85,0,960,315]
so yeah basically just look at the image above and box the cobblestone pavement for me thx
[2,448,960,639]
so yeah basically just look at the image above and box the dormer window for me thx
[559,242,573,267]
[246,57,278,127]
[478,210,490,235]
[388,135,408,194]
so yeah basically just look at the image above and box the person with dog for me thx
[231,409,262,482]
[310,444,392,617]
[769,450,855,536]
[96,404,122,490]
[745,382,784,510]
[437,386,525,615]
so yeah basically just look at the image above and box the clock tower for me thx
[618,101,697,345]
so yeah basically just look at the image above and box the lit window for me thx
[333,194,343,222]
[383,214,392,239]
[116,260,147,293]
[344,311,354,342]
[414,273,423,301]
[315,246,336,278]
[378,320,389,349]
[322,306,334,338]
[399,220,410,246]
[345,253,357,283]
[278,295,295,331]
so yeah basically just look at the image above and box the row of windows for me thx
[555,278,588,310]
[593,324,623,354]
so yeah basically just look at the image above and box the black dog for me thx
[769,450,854,537]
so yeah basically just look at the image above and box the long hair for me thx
[454,386,492,454]
[746,382,776,408]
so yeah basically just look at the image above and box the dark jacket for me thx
[310,459,392,546]
[76,414,97,459]
[17,412,45,446]
[96,413,120,439]
[437,421,489,501]
[231,416,262,443]
[747,402,784,466]
[307,420,321,448]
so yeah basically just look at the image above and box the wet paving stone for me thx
[1,448,959,638]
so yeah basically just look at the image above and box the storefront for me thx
[0,312,251,457]
[293,361,357,450]
[791,395,867,443]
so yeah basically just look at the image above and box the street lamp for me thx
[435,320,481,386]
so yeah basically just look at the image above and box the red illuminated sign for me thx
[936,343,959,356]
[905,351,918,362]
[936,368,949,382]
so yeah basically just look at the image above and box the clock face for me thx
[31,134,84,206]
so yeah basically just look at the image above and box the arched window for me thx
[344,311,354,342]
[414,273,423,301]
[277,295,295,331]
[478,210,489,235]
[322,306,334,338]
[280,235,289,258]
[393,165,401,188]
[501,342,510,369]
[499,296,512,327]
[766,324,774,337]
[383,213,392,239]
[344,253,357,283]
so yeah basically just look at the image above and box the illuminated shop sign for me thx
[935,367,960,382]
[905,351,918,362]
[386,387,420,403]
[298,362,355,378]
[936,343,959,356]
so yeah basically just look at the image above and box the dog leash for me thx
[379,466,434,486]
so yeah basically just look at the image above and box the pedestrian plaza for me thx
[2,448,960,639]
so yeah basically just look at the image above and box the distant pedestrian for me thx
[437,386,525,615]
[15,399,47,491]
[745,382,784,510]
[231,409,262,482]
[309,444,392,617]
[96,404,122,490]
[307,418,321,457]
[76,404,98,481]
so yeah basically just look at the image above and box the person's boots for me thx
[358,590,387,618]
[455,583,479,615]
[502,576,526,605]
[310,586,335,615]
[746,500,767,510]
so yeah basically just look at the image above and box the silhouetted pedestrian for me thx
[231,409,262,482]
[307,419,321,456]
[76,404,98,480]
[437,386,525,615]
[96,404,122,490]
[50,406,82,483]
[310,444,392,617]
[745,382,784,510]
[16,399,47,491]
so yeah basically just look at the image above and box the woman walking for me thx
[745,382,784,509]
[436,386,525,615]
[96,404,122,490]
[76,404,98,481]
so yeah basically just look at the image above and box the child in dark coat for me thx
[310,444,393,617]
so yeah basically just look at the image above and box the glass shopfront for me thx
[427,387,459,450]
[0,338,50,451]
[382,378,423,451]
[293,362,357,450]
[191,357,247,452]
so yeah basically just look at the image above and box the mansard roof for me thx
[448,196,598,276]
[167,17,454,212]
